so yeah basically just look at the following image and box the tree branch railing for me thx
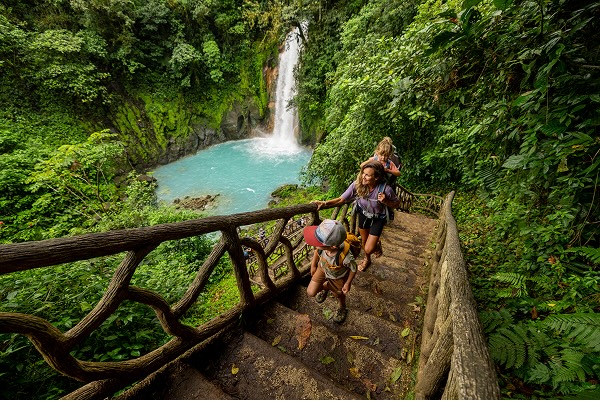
[0,204,314,399]
[0,187,495,400]
[0,201,373,400]
[415,191,500,399]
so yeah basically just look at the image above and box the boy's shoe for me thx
[333,307,348,324]
[315,290,328,303]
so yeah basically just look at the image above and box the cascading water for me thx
[249,27,303,155]
[153,28,311,215]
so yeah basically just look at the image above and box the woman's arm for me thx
[313,196,345,210]
[386,161,401,177]
[377,186,401,209]
[360,156,375,168]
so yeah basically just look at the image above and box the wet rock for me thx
[173,194,220,211]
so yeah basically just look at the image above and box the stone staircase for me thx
[119,211,438,400]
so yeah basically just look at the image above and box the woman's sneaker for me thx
[333,307,348,324]
[315,290,328,303]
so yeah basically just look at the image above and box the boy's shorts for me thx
[311,265,348,295]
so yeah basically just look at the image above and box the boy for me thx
[303,219,357,324]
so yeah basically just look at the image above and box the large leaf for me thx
[502,155,526,169]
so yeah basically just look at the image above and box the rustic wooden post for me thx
[221,227,255,308]
[415,315,453,399]
[172,239,228,318]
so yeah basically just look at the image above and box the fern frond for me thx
[565,247,600,264]
[489,325,527,368]
[528,362,551,384]
[480,308,513,333]
[549,350,587,388]
[478,165,500,191]
[545,313,600,352]
[492,272,528,297]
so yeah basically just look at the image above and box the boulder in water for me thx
[173,194,220,211]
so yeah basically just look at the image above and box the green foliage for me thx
[0,171,239,399]
[483,310,600,395]
[300,0,599,395]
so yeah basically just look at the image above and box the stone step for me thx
[187,329,359,399]
[160,361,234,400]
[281,282,418,329]
[275,284,414,359]
[248,301,412,399]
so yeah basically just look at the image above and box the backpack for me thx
[374,153,401,189]
[377,181,395,222]
[318,232,362,268]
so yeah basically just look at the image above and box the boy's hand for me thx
[342,282,351,294]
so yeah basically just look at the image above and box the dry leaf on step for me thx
[231,363,239,375]
[272,335,282,346]
[361,377,377,392]
[350,335,369,340]
[295,314,312,350]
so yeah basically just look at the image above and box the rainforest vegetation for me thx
[1,0,599,399]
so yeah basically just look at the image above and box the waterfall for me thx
[252,27,303,155]
[153,27,311,215]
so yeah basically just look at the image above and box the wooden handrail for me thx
[415,191,500,399]
[0,190,451,400]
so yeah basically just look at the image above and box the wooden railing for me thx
[415,191,500,399]
[0,186,497,400]
[0,200,370,400]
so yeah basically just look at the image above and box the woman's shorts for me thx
[357,207,386,237]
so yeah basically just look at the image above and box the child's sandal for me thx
[333,307,348,324]
[315,290,328,303]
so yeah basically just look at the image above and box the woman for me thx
[314,161,400,271]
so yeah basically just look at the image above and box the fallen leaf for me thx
[400,347,408,360]
[401,327,411,337]
[272,335,282,346]
[231,364,239,375]
[350,335,369,340]
[295,314,312,350]
[374,284,382,295]
[320,356,335,365]
[361,377,377,392]
[388,312,397,322]
[372,337,380,346]
[349,367,361,378]
[323,307,333,320]
[390,367,402,383]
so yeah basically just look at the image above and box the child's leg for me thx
[328,278,347,308]
[307,267,326,297]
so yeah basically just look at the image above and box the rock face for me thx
[156,97,268,167]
